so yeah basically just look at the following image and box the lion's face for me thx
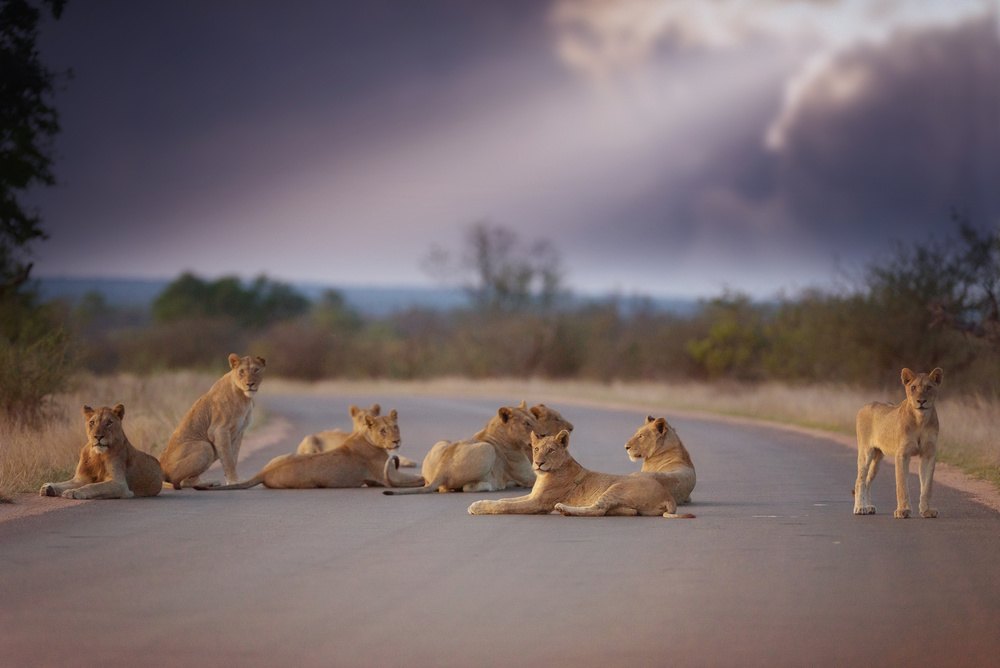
[364,410,401,451]
[531,430,572,474]
[530,403,574,435]
[901,367,943,413]
[498,402,546,451]
[625,416,672,462]
[82,404,126,453]
[229,354,266,397]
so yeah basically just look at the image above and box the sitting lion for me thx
[295,403,417,467]
[159,353,265,489]
[40,404,162,499]
[625,416,696,504]
[468,430,694,518]
[196,410,424,490]
[854,367,944,519]
[383,401,545,495]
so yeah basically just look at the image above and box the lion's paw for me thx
[468,501,488,515]
[894,508,911,519]
[554,503,570,515]
[921,508,938,518]
[853,505,876,515]
[62,489,86,500]
[39,483,58,497]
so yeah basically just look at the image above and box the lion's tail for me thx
[194,473,266,491]
[383,474,441,495]
[662,512,696,519]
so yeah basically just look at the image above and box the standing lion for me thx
[159,353,265,489]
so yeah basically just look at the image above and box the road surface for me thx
[2,391,998,667]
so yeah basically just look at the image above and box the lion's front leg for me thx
[63,479,133,500]
[213,431,241,485]
[40,477,87,497]
[468,495,550,515]
[894,453,912,519]
[918,455,938,518]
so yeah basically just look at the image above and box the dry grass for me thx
[0,371,218,499]
[270,376,1000,489]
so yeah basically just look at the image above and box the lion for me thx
[159,353,265,489]
[383,400,544,495]
[295,402,417,468]
[196,410,424,490]
[625,416,696,504]
[854,367,944,519]
[40,404,162,499]
[468,430,695,518]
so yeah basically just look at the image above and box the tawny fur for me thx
[383,401,550,495]
[854,367,943,519]
[158,353,265,489]
[295,402,417,467]
[40,404,162,500]
[196,410,424,490]
[625,416,696,504]
[468,430,694,518]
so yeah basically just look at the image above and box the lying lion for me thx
[383,401,546,495]
[468,430,694,518]
[159,353,265,489]
[40,404,162,500]
[854,367,944,519]
[296,402,417,467]
[196,410,424,490]
[625,416,696,504]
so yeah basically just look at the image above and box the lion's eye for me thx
[106,420,112,427]
[88,420,94,427]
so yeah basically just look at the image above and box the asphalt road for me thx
[2,392,998,667]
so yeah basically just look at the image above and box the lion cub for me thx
[468,430,694,518]
[625,416,696,504]
[40,404,162,499]
[854,367,944,519]
[159,353,265,489]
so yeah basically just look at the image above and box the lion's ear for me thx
[555,430,570,448]
[654,417,667,434]
[255,356,266,367]
[229,353,241,369]
[518,400,527,409]
[645,415,655,424]
[530,406,543,419]
[364,415,376,428]
[929,368,944,386]
[498,407,514,423]
[112,404,125,421]
[349,405,361,418]
[530,431,540,446]
[900,368,915,385]
[82,405,94,418]
[389,409,398,420]
[370,403,381,416]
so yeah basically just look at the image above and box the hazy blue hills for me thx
[34,277,698,317]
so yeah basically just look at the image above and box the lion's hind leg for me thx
[161,440,217,489]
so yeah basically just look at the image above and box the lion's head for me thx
[363,409,401,451]
[901,367,944,413]
[349,403,381,430]
[229,353,266,397]
[82,404,126,453]
[530,429,572,474]
[530,403,574,435]
[625,416,680,462]
[480,401,545,453]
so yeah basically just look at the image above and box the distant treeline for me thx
[2,217,997,421]
[29,217,999,396]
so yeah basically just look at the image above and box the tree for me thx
[152,272,310,328]
[424,220,567,312]
[0,0,67,294]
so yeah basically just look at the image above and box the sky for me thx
[26,0,1000,299]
